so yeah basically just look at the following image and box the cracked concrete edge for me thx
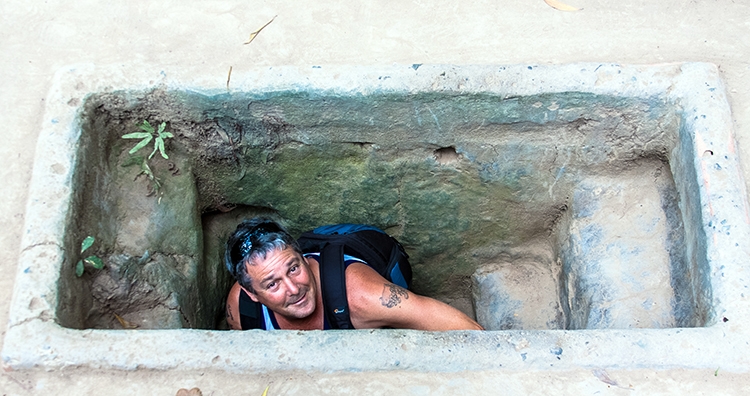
[40,62,686,101]
[670,63,750,320]
[2,319,749,373]
[7,244,63,326]
[6,65,86,331]
[5,62,750,373]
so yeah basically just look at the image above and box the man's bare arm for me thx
[346,264,484,331]
[225,282,244,330]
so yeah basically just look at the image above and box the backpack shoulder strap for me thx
[238,288,265,330]
[299,224,412,329]
[318,243,354,329]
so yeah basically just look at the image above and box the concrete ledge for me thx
[4,63,750,373]
[3,319,748,372]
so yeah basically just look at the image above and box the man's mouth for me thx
[288,292,307,306]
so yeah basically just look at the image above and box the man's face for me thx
[244,246,317,320]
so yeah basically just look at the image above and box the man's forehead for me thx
[246,246,301,271]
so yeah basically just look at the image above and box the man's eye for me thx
[290,264,299,273]
[266,282,276,289]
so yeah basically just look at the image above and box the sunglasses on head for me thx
[229,221,283,271]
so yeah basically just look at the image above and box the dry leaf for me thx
[544,0,581,12]
[176,388,202,396]
[114,313,139,329]
[244,16,277,45]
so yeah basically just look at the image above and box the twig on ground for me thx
[244,15,277,44]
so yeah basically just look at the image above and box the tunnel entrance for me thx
[7,63,747,373]
[56,85,703,331]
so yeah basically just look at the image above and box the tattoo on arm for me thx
[379,283,409,308]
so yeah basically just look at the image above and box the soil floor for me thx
[2,1,750,394]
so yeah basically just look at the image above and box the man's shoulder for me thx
[344,263,388,295]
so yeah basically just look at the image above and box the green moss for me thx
[81,88,677,302]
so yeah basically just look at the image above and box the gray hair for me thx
[224,218,301,293]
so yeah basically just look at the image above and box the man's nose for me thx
[284,277,299,295]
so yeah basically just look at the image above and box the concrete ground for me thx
[2,0,750,394]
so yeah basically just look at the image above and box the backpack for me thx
[297,224,412,329]
[237,224,412,330]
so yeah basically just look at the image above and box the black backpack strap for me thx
[318,243,353,329]
[330,231,412,288]
[239,288,265,330]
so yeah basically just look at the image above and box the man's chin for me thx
[286,295,315,318]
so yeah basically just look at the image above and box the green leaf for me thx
[157,137,168,159]
[122,132,152,139]
[148,139,159,159]
[76,260,84,277]
[157,122,166,134]
[84,256,104,269]
[121,155,144,168]
[161,131,174,139]
[81,236,95,253]
[139,120,154,133]
[128,136,153,155]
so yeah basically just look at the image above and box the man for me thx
[224,218,483,331]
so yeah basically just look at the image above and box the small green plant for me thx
[122,120,173,160]
[76,236,104,277]
[121,154,162,194]
[121,120,174,198]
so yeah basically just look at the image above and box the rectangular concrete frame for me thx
[4,63,750,373]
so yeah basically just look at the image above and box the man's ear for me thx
[242,286,260,302]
